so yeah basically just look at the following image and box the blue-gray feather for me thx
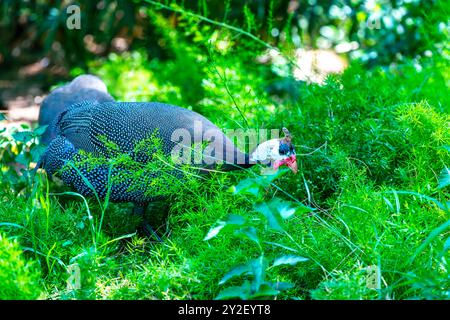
[41,101,251,205]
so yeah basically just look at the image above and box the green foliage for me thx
[1,0,447,81]
[263,59,450,204]
[205,171,313,299]
[0,233,43,300]
[0,121,47,195]
[86,51,184,104]
[438,167,450,189]
[311,268,379,300]
[407,270,450,300]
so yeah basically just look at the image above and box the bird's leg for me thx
[132,204,163,242]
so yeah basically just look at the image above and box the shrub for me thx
[0,233,43,300]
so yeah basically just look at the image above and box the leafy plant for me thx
[311,267,379,300]
[205,170,313,299]
[0,118,47,195]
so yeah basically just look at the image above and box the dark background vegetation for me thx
[0,0,446,87]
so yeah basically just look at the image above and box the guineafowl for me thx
[38,75,114,145]
[37,101,297,238]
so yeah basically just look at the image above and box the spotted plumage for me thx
[35,76,298,240]
[40,101,252,204]
[38,75,114,145]
[38,85,298,210]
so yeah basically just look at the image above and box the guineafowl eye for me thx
[279,143,291,155]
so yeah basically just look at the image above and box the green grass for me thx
[0,232,43,299]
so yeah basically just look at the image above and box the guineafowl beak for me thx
[273,155,298,174]
[286,155,298,174]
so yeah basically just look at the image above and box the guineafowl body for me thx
[37,77,297,239]
[38,75,114,145]
[41,101,252,205]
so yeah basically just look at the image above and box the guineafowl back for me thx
[55,101,248,165]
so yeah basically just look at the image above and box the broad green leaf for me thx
[254,202,284,231]
[296,203,315,215]
[231,178,261,196]
[234,227,260,245]
[232,171,286,197]
[224,214,246,225]
[12,131,34,143]
[273,198,296,219]
[270,198,295,218]
[272,255,309,267]
[215,282,251,300]
[249,283,280,298]
[438,167,450,189]
[33,125,48,136]
[76,221,85,230]
[250,256,267,292]
[0,113,6,120]
[204,214,246,241]
[264,241,298,253]
[204,221,226,241]
[15,152,30,166]
[31,145,46,163]
[219,263,251,285]
[271,198,314,219]
[255,198,313,231]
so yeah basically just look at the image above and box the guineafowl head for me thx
[250,127,298,174]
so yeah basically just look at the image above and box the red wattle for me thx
[273,155,296,170]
